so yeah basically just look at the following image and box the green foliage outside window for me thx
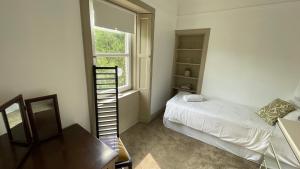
[94,28,128,87]
[95,28,125,53]
[95,57,126,87]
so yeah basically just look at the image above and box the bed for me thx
[163,92,300,169]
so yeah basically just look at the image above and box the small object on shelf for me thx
[180,84,192,90]
[173,87,196,93]
[174,75,198,80]
[184,69,191,77]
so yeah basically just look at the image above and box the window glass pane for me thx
[95,57,127,87]
[95,28,126,54]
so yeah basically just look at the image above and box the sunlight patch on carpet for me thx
[135,153,161,169]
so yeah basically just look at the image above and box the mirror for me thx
[0,113,6,136]
[0,95,32,169]
[25,94,62,142]
[0,95,31,145]
[6,103,26,142]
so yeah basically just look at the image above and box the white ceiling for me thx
[178,0,300,15]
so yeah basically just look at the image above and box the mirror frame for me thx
[25,94,62,143]
[0,95,32,146]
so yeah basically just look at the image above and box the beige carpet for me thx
[121,117,259,169]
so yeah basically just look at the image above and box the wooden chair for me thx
[93,66,132,169]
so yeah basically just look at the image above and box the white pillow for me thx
[288,99,300,109]
[183,94,205,102]
[283,100,300,121]
[284,109,300,121]
[293,99,300,108]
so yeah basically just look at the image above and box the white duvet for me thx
[164,92,273,154]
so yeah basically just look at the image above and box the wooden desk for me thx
[0,134,31,169]
[20,124,118,169]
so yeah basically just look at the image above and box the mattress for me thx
[164,117,299,169]
[164,92,300,169]
[163,117,263,162]
[164,92,273,154]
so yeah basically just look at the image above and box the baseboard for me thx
[139,106,165,123]
[150,106,165,122]
[120,120,139,134]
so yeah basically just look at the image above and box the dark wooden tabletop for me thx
[0,134,31,169]
[20,124,118,169]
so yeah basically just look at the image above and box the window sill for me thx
[119,90,139,99]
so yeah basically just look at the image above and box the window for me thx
[94,27,132,92]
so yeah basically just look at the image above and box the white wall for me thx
[178,0,298,15]
[0,0,90,131]
[0,0,179,135]
[2,0,299,135]
[141,0,178,115]
[177,1,300,107]
[119,91,139,133]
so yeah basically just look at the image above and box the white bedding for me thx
[164,92,300,168]
[164,117,299,169]
[164,92,273,154]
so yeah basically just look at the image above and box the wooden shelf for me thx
[173,87,196,93]
[176,48,202,51]
[174,75,198,80]
[173,29,210,95]
[176,62,200,66]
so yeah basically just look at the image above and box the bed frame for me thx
[163,117,298,169]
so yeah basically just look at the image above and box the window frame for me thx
[93,27,132,92]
